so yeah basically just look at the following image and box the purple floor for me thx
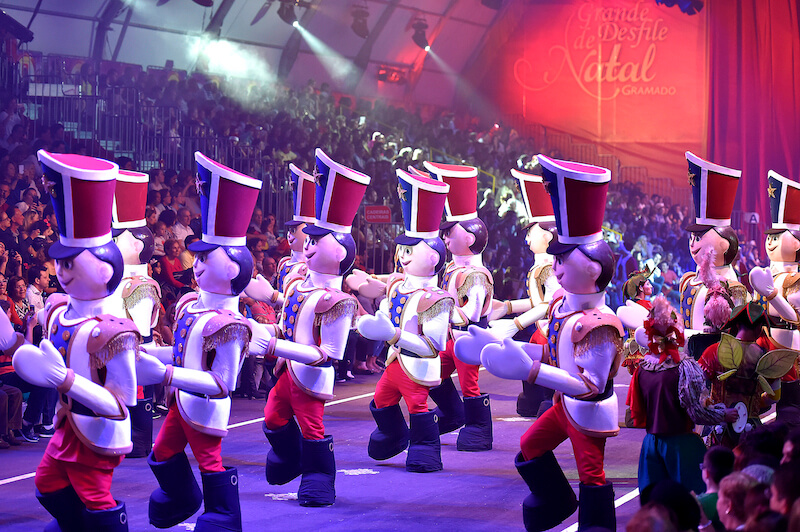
[0,370,644,531]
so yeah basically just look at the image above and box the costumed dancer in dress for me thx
[698,302,797,448]
[244,163,315,308]
[424,161,494,452]
[252,149,366,507]
[627,295,734,495]
[110,169,161,458]
[136,152,260,531]
[483,166,559,417]
[748,171,800,427]
[357,169,454,472]
[456,155,624,531]
[10,151,140,530]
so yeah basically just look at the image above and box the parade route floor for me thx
[0,369,647,531]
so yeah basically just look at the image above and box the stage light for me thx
[192,0,214,6]
[411,17,429,51]
[293,20,300,28]
[351,2,369,39]
[278,1,297,25]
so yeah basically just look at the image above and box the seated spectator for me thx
[770,461,800,517]
[170,207,194,249]
[160,239,186,289]
[180,235,199,270]
[26,264,48,314]
[0,382,22,448]
[152,220,167,258]
[7,275,28,329]
[717,472,757,530]
[698,446,735,529]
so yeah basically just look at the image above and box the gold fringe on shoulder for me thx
[574,326,623,362]
[123,284,161,313]
[203,323,251,358]
[90,331,140,369]
[419,297,455,324]
[536,264,553,288]
[457,272,493,303]
[314,298,358,327]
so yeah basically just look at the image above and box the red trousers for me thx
[374,359,430,414]
[520,400,607,485]
[152,403,223,473]
[264,371,326,440]
[35,452,116,510]
[440,338,481,397]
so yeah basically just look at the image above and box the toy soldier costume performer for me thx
[357,169,454,472]
[11,151,139,530]
[137,152,260,531]
[457,155,624,531]
[110,169,160,458]
[255,149,366,507]
[425,161,494,452]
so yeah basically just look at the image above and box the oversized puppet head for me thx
[764,170,800,263]
[685,151,742,268]
[537,154,616,294]
[190,152,262,296]
[302,149,370,275]
[286,162,316,254]
[38,150,124,300]
[511,166,557,256]
[394,169,449,278]
[112,169,154,267]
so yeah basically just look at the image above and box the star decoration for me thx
[542,179,552,196]
[688,171,696,187]
[195,176,205,197]
[397,183,407,202]
[767,183,777,198]
[288,178,295,192]
[514,180,521,196]
[42,177,58,199]
[312,167,323,186]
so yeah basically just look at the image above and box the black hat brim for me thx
[546,238,579,256]
[395,234,423,246]
[303,224,334,237]
[439,221,457,231]
[188,240,220,252]
[686,222,716,233]
[48,239,86,259]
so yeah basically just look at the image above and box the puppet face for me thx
[398,242,438,278]
[193,247,240,295]
[689,229,727,267]
[765,231,800,263]
[553,247,601,294]
[287,223,307,253]
[525,223,553,255]
[304,232,345,275]
[641,280,653,297]
[443,223,474,256]
[113,230,144,267]
[56,249,114,301]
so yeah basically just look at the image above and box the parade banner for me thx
[485,0,707,185]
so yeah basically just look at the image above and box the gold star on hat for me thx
[767,183,777,198]
[312,167,322,186]
[397,183,407,202]
[688,171,696,187]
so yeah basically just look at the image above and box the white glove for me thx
[454,324,500,365]
[136,352,167,385]
[487,318,520,340]
[345,269,370,292]
[616,300,650,331]
[357,310,397,342]
[139,344,175,364]
[634,326,648,348]
[12,340,68,389]
[248,319,275,355]
[749,267,775,298]
[481,338,542,381]
[244,274,276,303]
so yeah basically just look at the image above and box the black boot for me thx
[428,377,465,434]
[456,394,493,451]
[516,381,552,418]
[263,419,303,484]
[36,486,85,532]
[578,482,615,531]
[83,501,128,531]
[406,411,442,473]
[298,436,336,507]
[127,395,154,458]
[368,400,410,460]
[148,451,203,528]
[195,467,242,532]
[515,451,577,531]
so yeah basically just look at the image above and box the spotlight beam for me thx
[293,24,358,85]
[277,0,322,79]
[405,0,460,95]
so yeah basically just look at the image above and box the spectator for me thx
[170,207,194,248]
[717,472,757,531]
[261,212,279,250]
[26,264,48,314]
[179,235,199,270]
[698,446,735,528]
[152,220,167,258]
[770,461,800,517]
[160,239,186,289]
[0,382,22,448]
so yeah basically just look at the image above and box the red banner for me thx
[364,205,392,224]
[484,0,707,185]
